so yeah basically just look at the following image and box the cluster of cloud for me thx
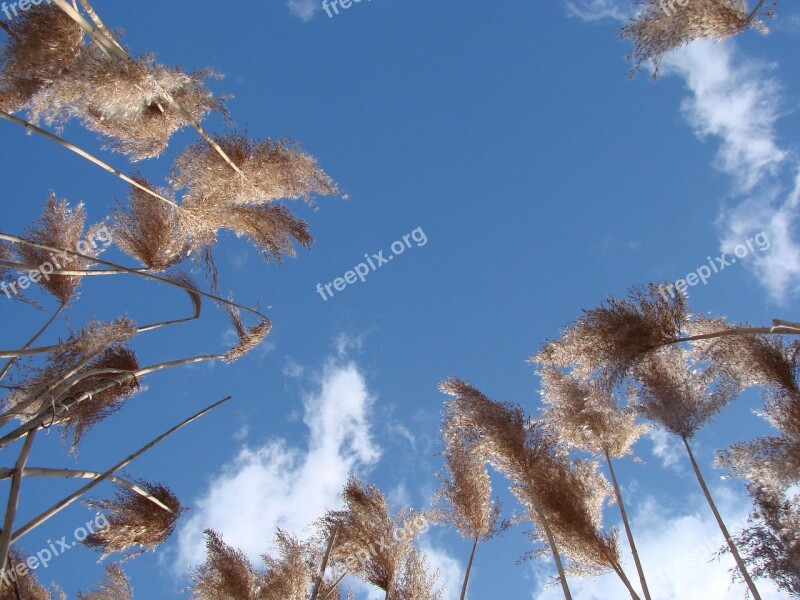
[173,357,381,572]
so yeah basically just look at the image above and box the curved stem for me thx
[0,234,267,319]
[0,303,65,382]
[460,536,479,600]
[11,396,231,543]
[605,451,651,600]
[682,437,761,600]
[671,326,799,345]
[0,111,178,209]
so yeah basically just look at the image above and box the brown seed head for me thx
[84,481,186,560]
[77,565,132,600]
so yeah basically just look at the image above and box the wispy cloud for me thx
[564,0,631,22]
[568,5,800,303]
[173,356,381,572]
[647,429,684,472]
[659,41,800,303]
[287,0,319,22]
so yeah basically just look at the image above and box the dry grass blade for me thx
[172,133,340,207]
[84,480,185,560]
[0,3,83,112]
[223,303,272,363]
[190,530,262,600]
[112,177,189,270]
[533,285,688,388]
[30,44,226,161]
[77,564,132,600]
[621,0,761,76]
[0,548,65,599]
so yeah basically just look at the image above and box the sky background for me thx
[2,0,800,598]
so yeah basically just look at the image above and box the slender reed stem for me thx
[0,234,267,319]
[0,111,178,209]
[310,525,338,600]
[0,303,65,382]
[527,482,572,600]
[0,468,172,512]
[746,0,767,23]
[460,536,479,600]
[605,450,651,600]
[0,431,36,568]
[11,397,231,543]
[682,437,761,600]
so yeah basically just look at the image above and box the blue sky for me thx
[2,0,800,598]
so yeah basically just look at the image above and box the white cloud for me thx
[533,487,784,599]
[564,0,631,22]
[658,41,800,303]
[173,357,381,572]
[647,429,684,472]
[287,0,319,22]
[568,8,800,303]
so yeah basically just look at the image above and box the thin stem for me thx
[310,525,338,600]
[527,482,572,600]
[0,468,172,512]
[0,260,133,276]
[51,0,242,174]
[0,431,36,568]
[671,325,799,345]
[11,396,231,543]
[746,0,767,23]
[0,111,178,209]
[0,303,65,382]
[0,234,267,319]
[320,574,346,600]
[605,451,651,600]
[76,0,126,53]
[460,536,479,600]
[610,560,642,600]
[682,437,762,600]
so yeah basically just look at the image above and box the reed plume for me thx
[534,285,688,388]
[621,0,764,76]
[190,529,261,600]
[112,177,189,270]
[29,44,225,160]
[0,548,65,599]
[0,3,83,112]
[393,549,443,600]
[83,480,185,559]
